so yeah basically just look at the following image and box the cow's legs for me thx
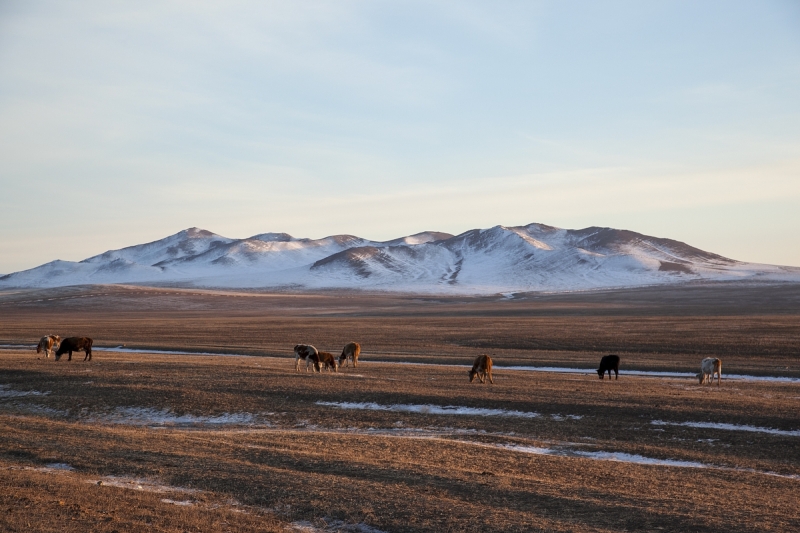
[614,369,618,380]
[68,350,73,361]
[488,370,494,384]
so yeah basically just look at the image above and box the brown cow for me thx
[55,337,93,362]
[294,344,321,372]
[468,354,494,384]
[36,335,61,358]
[318,351,338,372]
[339,342,361,368]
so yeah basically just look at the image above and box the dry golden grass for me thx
[1,284,799,532]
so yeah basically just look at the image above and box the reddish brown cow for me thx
[468,354,494,384]
[318,351,338,372]
[36,335,61,358]
[339,342,361,368]
[55,337,93,362]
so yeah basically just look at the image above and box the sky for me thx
[1,0,799,274]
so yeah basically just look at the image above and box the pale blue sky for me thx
[1,1,799,273]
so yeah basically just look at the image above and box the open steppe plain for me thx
[1,283,799,532]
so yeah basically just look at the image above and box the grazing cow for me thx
[294,344,321,373]
[318,351,338,372]
[597,355,620,380]
[36,335,61,358]
[55,337,93,362]
[468,354,494,384]
[339,342,361,368]
[698,357,722,386]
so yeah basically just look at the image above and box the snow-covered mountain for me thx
[2,224,798,294]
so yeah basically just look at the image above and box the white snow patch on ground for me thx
[570,450,707,468]
[651,420,800,437]
[0,384,50,398]
[316,401,541,419]
[494,443,799,479]
[161,498,195,506]
[551,414,583,421]
[91,476,200,494]
[288,520,388,533]
[92,407,263,427]
[44,463,74,471]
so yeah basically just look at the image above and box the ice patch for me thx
[288,520,388,533]
[571,450,707,468]
[316,401,540,419]
[91,476,200,494]
[161,498,194,506]
[0,384,50,398]
[494,443,799,479]
[44,463,74,471]
[651,420,800,437]
[495,443,704,467]
[92,407,262,427]
[550,414,583,421]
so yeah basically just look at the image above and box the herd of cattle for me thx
[293,342,361,372]
[35,335,723,385]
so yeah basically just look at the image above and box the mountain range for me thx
[2,224,798,294]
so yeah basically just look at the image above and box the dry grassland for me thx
[1,283,799,532]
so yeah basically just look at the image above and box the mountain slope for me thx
[1,224,798,293]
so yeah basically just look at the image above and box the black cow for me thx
[597,354,620,380]
[55,337,93,362]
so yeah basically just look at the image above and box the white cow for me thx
[698,357,722,386]
[294,344,321,373]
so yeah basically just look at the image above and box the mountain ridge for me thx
[2,224,798,294]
